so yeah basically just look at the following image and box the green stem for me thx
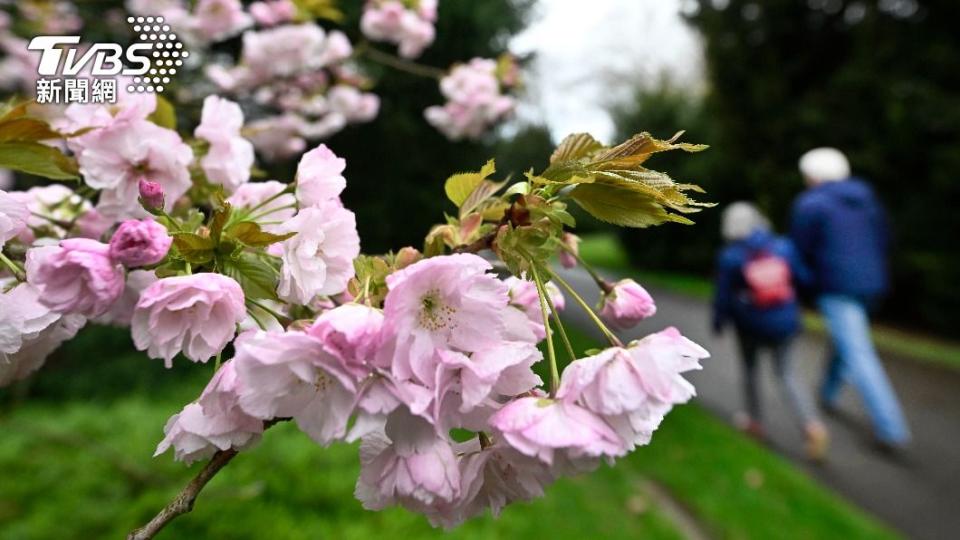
[530,265,560,397]
[559,242,610,291]
[0,252,25,281]
[246,299,290,326]
[214,352,222,372]
[359,43,446,79]
[548,268,623,347]
[540,277,577,363]
[248,203,297,222]
[244,186,295,216]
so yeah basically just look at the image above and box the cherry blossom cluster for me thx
[1,82,712,532]
[360,0,438,59]
[425,56,519,141]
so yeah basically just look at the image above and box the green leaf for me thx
[503,181,530,197]
[349,255,391,306]
[550,133,604,164]
[222,252,281,301]
[0,118,62,142]
[148,95,177,130]
[459,178,506,218]
[570,183,696,228]
[590,131,708,171]
[225,221,296,247]
[444,159,495,207]
[209,203,231,244]
[171,233,216,264]
[0,141,79,180]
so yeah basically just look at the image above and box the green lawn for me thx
[0,325,897,539]
[577,232,960,370]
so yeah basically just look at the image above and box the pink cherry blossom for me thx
[231,330,357,444]
[356,409,460,511]
[94,270,158,327]
[73,208,114,240]
[108,218,172,267]
[361,0,436,59]
[327,85,380,123]
[426,438,554,529]
[26,239,125,318]
[249,0,296,27]
[488,396,626,465]
[0,189,28,248]
[558,329,708,449]
[295,144,346,207]
[240,23,329,80]
[599,279,657,330]
[276,202,360,303]
[1,281,85,386]
[244,114,307,161]
[131,273,246,366]
[154,402,263,464]
[194,96,254,193]
[77,120,192,220]
[503,275,565,340]
[380,253,508,388]
[425,58,515,141]
[9,184,89,240]
[189,0,252,43]
[307,303,384,380]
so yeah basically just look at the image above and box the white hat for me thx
[799,147,850,184]
[722,201,770,241]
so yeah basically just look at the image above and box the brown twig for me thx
[126,448,239,540]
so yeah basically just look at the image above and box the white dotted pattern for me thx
[125,15,183,94]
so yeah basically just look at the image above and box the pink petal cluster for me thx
[189,0,252,43]
[0,189,29,249]
[360,0,437,59]
[599,278,657,330]
[276,201,360,303]
[294,144,346,206]
[557,328,708,449]
[194,96,255,193]
[94,270,158,327]
[8,184,102,241]
[503,275,565,340]
[131,273,246,366]
[108,219,172,268]
[425,58,516,141]
[77,119,192,220]
[249,0,296,27]
[26,239,125,318]
[0,281,85,386]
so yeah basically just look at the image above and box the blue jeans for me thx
[818,294,910,444]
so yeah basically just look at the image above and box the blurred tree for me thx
[615,0,960,334]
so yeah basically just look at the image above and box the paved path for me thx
[554,267,960,540]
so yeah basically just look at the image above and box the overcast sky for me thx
[510,0,704,143]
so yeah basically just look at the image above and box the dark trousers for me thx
[736,331,818,426]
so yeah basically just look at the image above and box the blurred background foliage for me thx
[612,0,960,335]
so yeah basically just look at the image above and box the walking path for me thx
[554,267,960,540]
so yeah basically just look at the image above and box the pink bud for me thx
[138,178,164,211]
[559,232,580,269]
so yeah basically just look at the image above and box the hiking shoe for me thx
[804,422,829,462]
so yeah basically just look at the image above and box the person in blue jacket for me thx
[791,147,910,451]
[714,202,828,460]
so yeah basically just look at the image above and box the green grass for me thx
[0,325,897,539]
[578,232,960,370]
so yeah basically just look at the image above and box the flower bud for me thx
[599,279,657,330]
[559,232,580,269]
[108,218,172,267]
[138,178,165,211]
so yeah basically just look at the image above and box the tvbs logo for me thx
[28,15,187,103]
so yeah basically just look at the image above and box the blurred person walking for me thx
[714,202,828,460]
[791,148,911,453]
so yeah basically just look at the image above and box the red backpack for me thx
[742,250,794,308]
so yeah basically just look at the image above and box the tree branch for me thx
[127,448,238,540]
